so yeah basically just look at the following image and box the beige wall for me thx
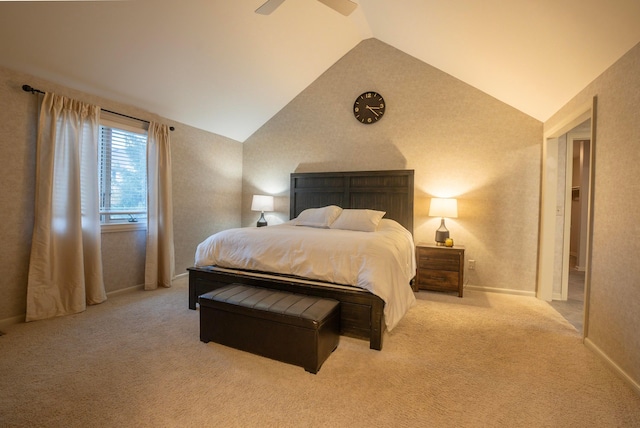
[242,39,543,294]
[0,65,243,323]
[545,42,640,388]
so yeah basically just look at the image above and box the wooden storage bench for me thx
[199,284,340,374]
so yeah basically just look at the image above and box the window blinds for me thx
[98,125,148,223]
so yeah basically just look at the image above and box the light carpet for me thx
[1,277,638,428]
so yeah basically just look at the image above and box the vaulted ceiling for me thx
[1,1,639,142]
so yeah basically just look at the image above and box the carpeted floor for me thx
[1,277,638,428]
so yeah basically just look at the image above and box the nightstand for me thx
[415,243,465,297]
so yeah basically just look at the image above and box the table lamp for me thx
[251,195,274,227]
[429,198,458,245]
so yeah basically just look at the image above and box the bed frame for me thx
[188,169,414,350]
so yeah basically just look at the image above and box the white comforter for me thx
[195,219,416,331]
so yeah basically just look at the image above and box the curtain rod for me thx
[22,84,175,131]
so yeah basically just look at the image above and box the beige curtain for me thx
[26,93,106,322]
[145,122,175,290]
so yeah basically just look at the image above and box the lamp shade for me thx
[429,198,458,218]
[251,195,274,212]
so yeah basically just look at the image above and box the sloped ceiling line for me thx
[0,1,639,142]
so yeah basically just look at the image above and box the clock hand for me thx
[366,105,380,116]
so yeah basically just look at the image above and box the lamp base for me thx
[256,212,267,227]
[434,218,449,246]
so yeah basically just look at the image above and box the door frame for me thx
[537,97,597,337]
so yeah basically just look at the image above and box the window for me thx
[98,118,148,230]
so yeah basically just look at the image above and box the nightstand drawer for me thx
[417,254,460,271]
[417,269,459,291]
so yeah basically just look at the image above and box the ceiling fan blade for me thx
[317,0,357,16]
[255,0,286,15]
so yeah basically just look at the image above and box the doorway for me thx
[549,132,590,333]
[537,97,596,338]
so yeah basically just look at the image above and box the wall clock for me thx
[353,91,385,124]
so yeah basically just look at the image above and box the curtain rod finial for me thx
[22,84,44,94]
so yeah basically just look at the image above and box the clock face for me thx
[353,92,385,124]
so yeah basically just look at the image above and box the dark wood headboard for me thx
[290,170,414,234]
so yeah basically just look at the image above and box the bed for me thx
[188,169,415,350]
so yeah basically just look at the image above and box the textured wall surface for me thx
[0,67,37,323]
[545,42,640,388]
[171,124,243,274]
[0,65,242,322]
[242,39,543,294]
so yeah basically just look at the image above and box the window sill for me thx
[101,222,147,233]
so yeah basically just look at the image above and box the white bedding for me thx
[194,219,416,331]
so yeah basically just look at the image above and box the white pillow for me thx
[329,209,386,232]
[294,205,343,228]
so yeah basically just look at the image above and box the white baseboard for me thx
[0,314,24,331]
[465,284,536,297]
[584,337,640,397]
[106,283,145,296]
[106,272,188,296]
